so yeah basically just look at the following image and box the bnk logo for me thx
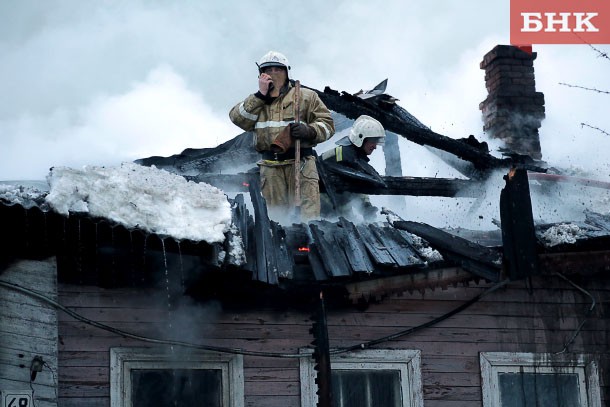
[511,0,610,44]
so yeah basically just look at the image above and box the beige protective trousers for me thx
[258,156,320,222]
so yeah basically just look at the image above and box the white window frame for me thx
[480,352,601,407]
[110,347,244,407]
[299,349,423,407]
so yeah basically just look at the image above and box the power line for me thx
[0,278,507,359]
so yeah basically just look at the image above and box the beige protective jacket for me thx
[229,81,335,152]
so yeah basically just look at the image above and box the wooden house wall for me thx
[1,259,58,407]
[57,274,609,407]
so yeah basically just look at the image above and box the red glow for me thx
[298,247,310,252]
[242,182,250,187]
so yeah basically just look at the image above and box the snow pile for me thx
[45,163,231,243]
[0,183,49,209]
[540,223,585,247]
[410,235,444,263]
[220,225,246,266]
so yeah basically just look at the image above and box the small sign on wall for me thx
[1,390,33,407]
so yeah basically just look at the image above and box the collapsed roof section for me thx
[3,77,608,305]
[137,79,547,184]
[1,167,609,306]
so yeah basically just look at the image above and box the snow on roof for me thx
[0,183,49,209]
[45,162,231,243]
[540,223,586,247]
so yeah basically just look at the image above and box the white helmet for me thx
[349,115,386,147]
[257,51,290,73]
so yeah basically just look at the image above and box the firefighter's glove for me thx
[290,123,316,141]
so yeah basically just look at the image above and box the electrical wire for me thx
[553,272,597,355]
[29,377,36,407]
[1,277,508,359]
[44,361,58,405]
[1,272,601,363]
[0,279,302,359]
[330,278,510,355]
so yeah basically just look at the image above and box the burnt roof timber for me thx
[229,194,255,271]
[309,222,352,278]
[247,177,286,284]
[337,218,375,274]
[191,172,481,198]
[368,223,426,267]
[392,220,502,282]
[500,168,540,280]
[355,224,399,266]
[307,245,332,281]
[326,173,481,197]
[308,85,513,173]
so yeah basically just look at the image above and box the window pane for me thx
[498,372,581,407]
[131,369,222,407]
[331,369,401,407]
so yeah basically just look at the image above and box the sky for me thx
[0,1,609,229]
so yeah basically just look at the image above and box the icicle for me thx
[161,238,174,353]
[177,241,185,289]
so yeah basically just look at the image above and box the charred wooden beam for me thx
[392,220,501,282]
[227,194,254,268]
[308,85,511,173]
[368,223,426,267]
[314,152,340,209]
[324,173,482,197]
[309,222,352,278]
[499,168,540,280]
[337,218,375,274]
[247,176,287,285]
[383,132,407,211]
[190,172,482,198]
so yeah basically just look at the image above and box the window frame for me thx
[480,352,601,407]
[110,347,244,407]
[299,349,423,407]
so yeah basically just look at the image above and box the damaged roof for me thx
[2,81,609,305]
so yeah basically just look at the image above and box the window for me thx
[300,349,423,407]
[110,347,244,407]
[480,352,601,407]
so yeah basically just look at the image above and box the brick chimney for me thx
[479,45,545,159]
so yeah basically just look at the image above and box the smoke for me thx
[0,65,235,180]
[1,1,608,205]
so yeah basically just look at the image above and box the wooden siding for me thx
[57,274,609,406]
[1,259,58,407]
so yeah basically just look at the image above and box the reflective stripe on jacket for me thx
[229,82,335,152]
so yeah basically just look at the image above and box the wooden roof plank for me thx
[355,224,397,266]
[337,218,375,274]
[307,244,331,281]
[370,224,427,267]
[248,177,279,285]
[270,221,295,280]
[309,223,352,278]
[392,220,501,282]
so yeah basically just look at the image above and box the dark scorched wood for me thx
[392,220,502,282]
[500,168,540,280]
[192,171,482,198]
[308,85,511,173]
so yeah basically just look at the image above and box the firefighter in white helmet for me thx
[320,115,386,219]
[229,51,335,221]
